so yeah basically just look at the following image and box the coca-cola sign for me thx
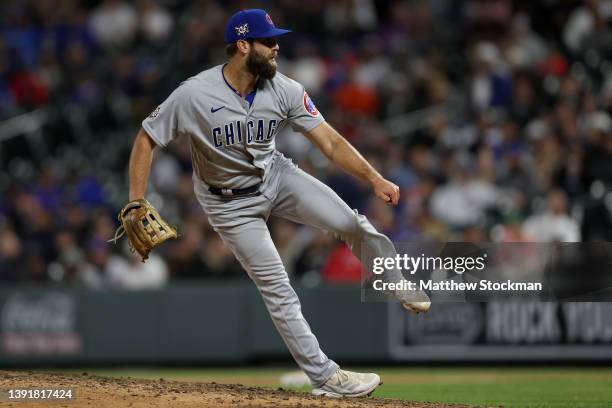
[1,292,82,356]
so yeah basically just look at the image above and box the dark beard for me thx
[246,48,277,79]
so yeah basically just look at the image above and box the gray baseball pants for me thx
[193,151,402,387]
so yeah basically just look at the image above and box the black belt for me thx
[209,183,261,197]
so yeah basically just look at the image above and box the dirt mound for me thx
[0,370,472,408]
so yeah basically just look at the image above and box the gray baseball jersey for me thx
[142,64,324,188]
[141,66,409,387]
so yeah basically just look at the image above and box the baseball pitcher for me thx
[118,9,430,398]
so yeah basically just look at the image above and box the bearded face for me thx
[245,44,277,79]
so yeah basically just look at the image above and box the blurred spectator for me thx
[582,111,612,186]
[430,158,500,229]
[333,71,379,117]
[137,0,173,45]
[165,222,206,279]
[9,70,49,107]
[201,234,244,278]
[523,189,581,242]
[505,13,548,70]
[563,0,612,55]
[89,0,137,48]
[288,41,327,94]
[0,223,24,282]
[78,239,120,289]
[50,229,86,283]
[321,244,362,284]
[323,0,378,33]
[106,242,169,289]
[470,42,512,111]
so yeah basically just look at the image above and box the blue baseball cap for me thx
[224,9,291,44]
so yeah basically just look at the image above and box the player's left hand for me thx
[372,178,400,206]
[108,199,178,262]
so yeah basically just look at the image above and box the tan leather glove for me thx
[109,199,177,262]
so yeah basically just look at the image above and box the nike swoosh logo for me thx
[211,106,225,113]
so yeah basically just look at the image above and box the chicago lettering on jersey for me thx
[212,119,281,148]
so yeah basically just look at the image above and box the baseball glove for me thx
[108,199,178,262]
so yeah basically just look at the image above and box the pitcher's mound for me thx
[0,370,472,408]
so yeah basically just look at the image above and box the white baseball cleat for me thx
[311,369,382,398]
[397,289,431,313]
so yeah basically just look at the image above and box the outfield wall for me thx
[0,283,611,365]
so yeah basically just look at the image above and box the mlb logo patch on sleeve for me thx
[149,106,161,118]
[303,91,319,117]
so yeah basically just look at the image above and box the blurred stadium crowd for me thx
[0,0,611,289]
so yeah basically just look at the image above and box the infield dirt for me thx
[0,370,476,408]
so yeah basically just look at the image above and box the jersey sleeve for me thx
[141,83,192,147]
[286,82,325,133]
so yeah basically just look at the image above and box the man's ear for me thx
[236,39,251,55]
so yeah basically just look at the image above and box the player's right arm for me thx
[128,128,157,201]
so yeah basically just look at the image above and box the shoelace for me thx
[336,370,350,385]
[107,225,137,254]
[107,225,126,244]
